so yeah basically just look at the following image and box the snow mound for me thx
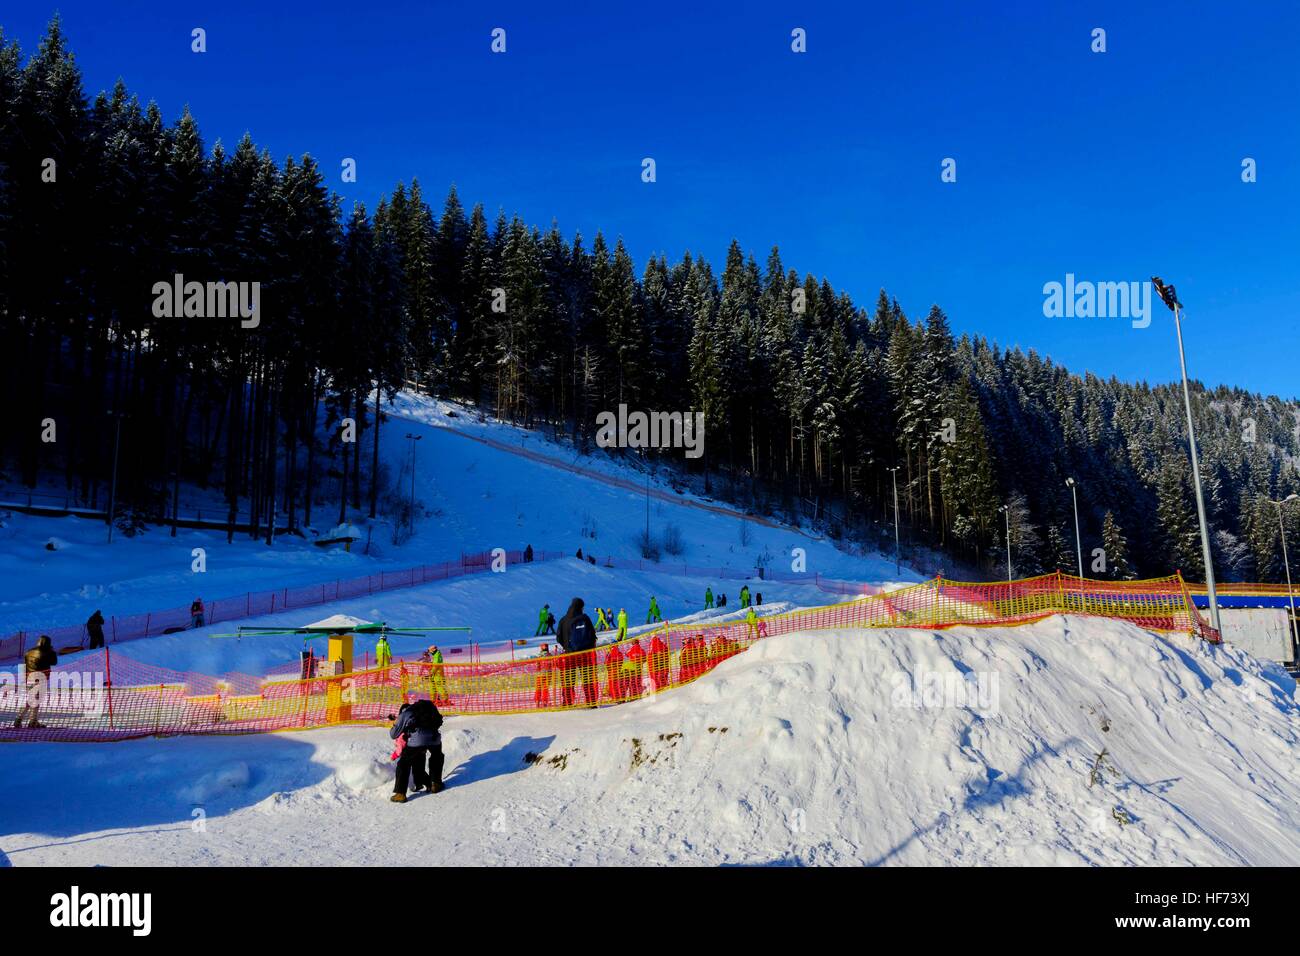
[0,614,1294,866]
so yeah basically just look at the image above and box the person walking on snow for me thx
[704,587,714,609]
[190,597,205,628]
[85,610,106,650]
[375,634,393,670]
[556,597,599,707]
[616,608,628,641]
[596,607,609,630]
[646,596,662,624]
[745,606,760,640]
[388,697,445,802]
[15,635,56,729]
[536,603,555,636]
[740,585,751,609]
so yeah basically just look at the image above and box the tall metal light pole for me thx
[1065,477,1083,577]
[888,466,901,575]
[1268,494,1299,653]
[998,503,1012,581]
[1152,277,1220,632]
[404,433,421,534]
[106,409,125,544]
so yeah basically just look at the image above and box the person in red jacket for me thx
[533,643,553,708]
[648,635,670,691]
[604,642,625,702]
[624,639,646,699]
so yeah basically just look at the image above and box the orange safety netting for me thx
[0,571,1215,743]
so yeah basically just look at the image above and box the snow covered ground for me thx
[2,616,1295,867]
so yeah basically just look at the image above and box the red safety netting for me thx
[0,571,1217,743]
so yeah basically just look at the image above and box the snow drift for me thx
[1,614,1295,866]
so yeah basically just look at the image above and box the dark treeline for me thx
[2,20,1297,579]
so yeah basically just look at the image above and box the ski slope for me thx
[1,616,1295,867]
[0,389,918,637]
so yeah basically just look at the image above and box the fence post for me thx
[105,644,115,730]
[144,613,151,638]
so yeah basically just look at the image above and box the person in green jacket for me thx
[536,603,555,636]
[740,585,751,608]
[426,644,448,701]
[646,596,662,624]
[596,607,609,630]
[376,635,393,669]
[704,586,714,609]
[617,608,628,641]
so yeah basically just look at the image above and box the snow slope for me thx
[2,616,1295,867]
[0,389,919,635]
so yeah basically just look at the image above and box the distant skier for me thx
[576,548,584,560]
[555,597,598,707]
[190,598,205,628]
[717,593,727,609]
[704,586,714,609]
[85,610,106,650]
[756,592,762,606]
[596,607,610,631]
[740,585,750,609]
[523,544,534,562]
[745,606,760,640]
[15,635,56,729]
[616,608,628,641]
[387,697,445,802]
[646,596,662,624]
[536,603,555,636]
[375,634,392,669]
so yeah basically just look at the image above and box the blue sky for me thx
[6,1,1298,397]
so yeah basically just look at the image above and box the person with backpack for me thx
[16,635,56,729]
[555,597,598,707]
[388,697,445,802]
[85,610,106,650]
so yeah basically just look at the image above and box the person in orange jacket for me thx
[648,634,670,691]
[624,638,646,698]
[533,643,554,707]
[605,642,625,701]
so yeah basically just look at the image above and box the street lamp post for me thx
[1152,277,1221,633]
[1065,477,1083,577]
[888,466,901,575]
[1268,494,1299,653]
[998,503,1012,582]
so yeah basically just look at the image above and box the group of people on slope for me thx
[702,584,761,611]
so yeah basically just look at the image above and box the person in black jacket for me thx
[555,597,598,707]
[86,610,106,650]
[16,635,56,729]
[388,698,445,802]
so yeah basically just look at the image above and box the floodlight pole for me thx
[888,466,901,575]
[998,503,1012,582]
[1153,278,1220,633]
[1066,477,1083,577]
[1269,495,1299,653]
